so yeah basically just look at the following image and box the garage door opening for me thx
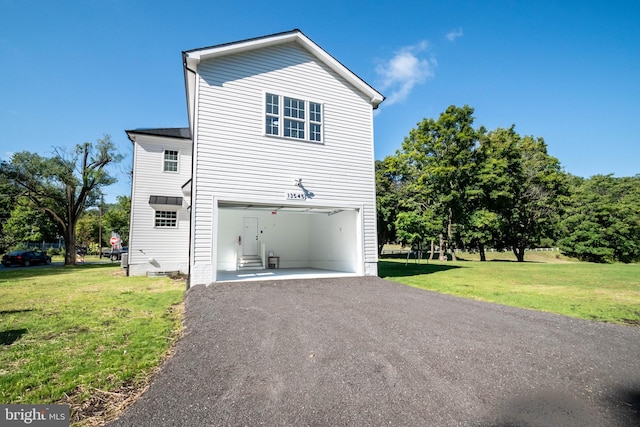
[215,202,362,282]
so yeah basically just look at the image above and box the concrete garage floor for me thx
[109,277,640,426]
[216,268,358,282]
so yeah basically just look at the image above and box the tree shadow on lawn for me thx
[0,328,28,345]
[378,259,464,278]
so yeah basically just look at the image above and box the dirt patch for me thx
[60,380,149,427]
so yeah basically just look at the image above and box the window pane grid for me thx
[266,93,279,115]
[284,119,305,139]
[266,94,321,142]
[155,211,177,227]
[284,97,305,119]
[310,123,322,141]
[310,102,321,123]
[164,150,178,172]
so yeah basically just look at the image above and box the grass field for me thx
[379,253,640,326]
[0,263,184,425]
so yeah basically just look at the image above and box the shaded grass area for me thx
[0,263,184,424]
[379,258,640,326]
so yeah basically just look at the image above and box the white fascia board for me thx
[184,31,384,108]
[126,132,190,145]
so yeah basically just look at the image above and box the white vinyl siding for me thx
[190,42,378,284]
[129,136,192,276]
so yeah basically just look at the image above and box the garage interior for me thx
[215,203,362,282]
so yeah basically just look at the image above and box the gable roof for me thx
[182,29,384,109]
[126,127,191,143]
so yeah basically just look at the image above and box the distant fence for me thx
[381,247,560,255]
[22,242,111,256]
[25,242,64,251]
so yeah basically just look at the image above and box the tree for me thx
[394,209,440,258]
[399,105,479,260]
[1,136,123,265]
[491,131,566,261]
[1,202,58,249]
[76,209,100,250]
[461,209,500,261]
[559,174,640,263]
[463,126,521,260]
[104,195,131,245]
[375,157,408,254]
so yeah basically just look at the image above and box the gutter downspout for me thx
[183,51,197,290]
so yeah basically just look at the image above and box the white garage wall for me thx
[309,211,358,273]
[217,209,311,270]
[216,208,358,272]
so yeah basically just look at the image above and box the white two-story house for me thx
[126,30,384,286]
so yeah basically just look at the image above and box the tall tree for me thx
[399,105,479,260]
[463,126,521,260]
[1,136,122,265]
[493,132,566,261]
[559,174,640,263]
[375,157,409,254]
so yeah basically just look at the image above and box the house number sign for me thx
[286,191,306,200]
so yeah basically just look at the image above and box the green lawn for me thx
[0,263,184,425]
[379,255,640,325]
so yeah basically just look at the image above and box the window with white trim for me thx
[155,210,177,227]
[163,150,178,172]
[265,93,322,143]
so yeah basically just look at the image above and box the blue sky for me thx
[2,0,639,203]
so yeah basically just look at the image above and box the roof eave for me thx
[184,30,384,108]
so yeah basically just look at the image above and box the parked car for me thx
[110,246,128,261]
[2,250,52,267]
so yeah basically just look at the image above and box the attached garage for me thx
[126,31,383,286]
[214,200,364,281]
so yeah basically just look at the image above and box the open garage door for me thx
[215,201,362,281]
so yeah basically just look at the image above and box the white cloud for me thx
[2,151,14,162]
[446,28,463,42]
[376,41,435,107]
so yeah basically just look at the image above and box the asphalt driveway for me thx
[109,277,640,426]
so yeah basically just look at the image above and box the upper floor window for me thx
[164,150,178,172]
[265,93,322,143]
[265,93,279,136]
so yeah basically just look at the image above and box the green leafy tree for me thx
[559,174,640,263]
[462,126,520,260]
[76,209,100,249]
[104,195,131,245]
[394,210,440,257]
[399,105,479,260]
[1,136,123,265]
[376,157,408,254]
[495,132,566,261]
[462,209,500,261]
[1,202,58,250]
